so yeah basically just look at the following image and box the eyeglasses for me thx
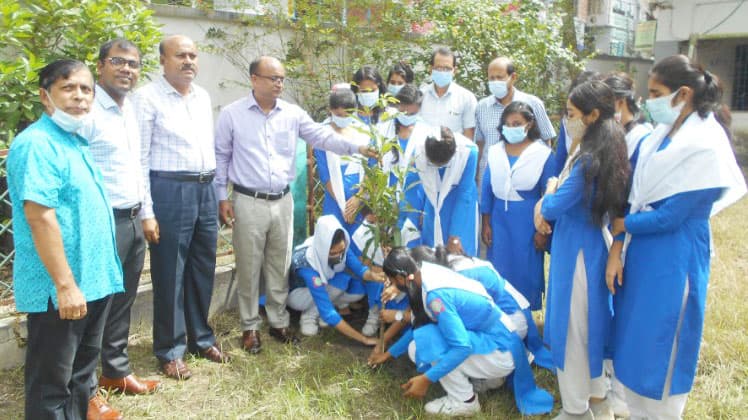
[106,57,141,69]
[255,74,286,84]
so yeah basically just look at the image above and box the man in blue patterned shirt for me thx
[7,60,123,420]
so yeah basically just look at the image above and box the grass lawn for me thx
[0,202,746,419]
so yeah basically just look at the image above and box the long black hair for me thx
[498,101,541,142]
[382,247,432,328]
[409,245,449,267]
[649,54,730,140]
[387,61,414,84]
[568,81,631,226]
[352,65,386,123]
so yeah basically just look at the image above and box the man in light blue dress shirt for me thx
[214,56,375,353]
[83,38,162,398]
[133,35,229,380]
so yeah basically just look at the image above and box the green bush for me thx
[0,0,162,147]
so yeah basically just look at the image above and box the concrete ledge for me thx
[0,265,237,371]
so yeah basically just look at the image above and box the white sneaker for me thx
[361,307,380,337]
[552,408,595,420]
[606,390,630,418]
[590,398,614,420]
[471,376,506,393]
[318,318,329,328]
[424,395,480,417]
[300,312,319,336]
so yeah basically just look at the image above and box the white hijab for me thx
[487,140,551,211]
[302,215,350,283]
[351,220,384,265]
[415,132,473,246]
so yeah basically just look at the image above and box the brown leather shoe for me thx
[269,327,300,345]
[199,345,230,363]
[160,358,192,380]
[242,330,262,354]
[87,394,123,420]
[99,374,161,395]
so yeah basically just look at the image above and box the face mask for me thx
[488,80,508,99]
[501,125,527,144]
[45,90,89,133]
[357,91,379,108]
[331,114,354,128]
[396,113,419,127]
[387,84,404,96]
[565,117,587,141]
[614,111,622,123]
[328,253,345,270]
[431,70,453,88]
[645,89,685,126]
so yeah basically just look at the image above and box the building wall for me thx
[653,0,747,42]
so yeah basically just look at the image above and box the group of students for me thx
[288,53,747,419]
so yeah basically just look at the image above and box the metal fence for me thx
[0,153,13,302]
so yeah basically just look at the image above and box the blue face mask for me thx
[488,80,509,99]
[645,89,685,126]
[501,125,527,144]
[387,84,404,96]
[396,113,419,127]
[357,91,379,108]
[331,114,354,129]
[45,89,90,134]
[431,70,453,88]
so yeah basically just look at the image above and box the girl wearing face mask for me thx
[314,87,370,232]
[534,81,630,420]
[480,101,555,315]
[287,216,385,342]
[602,72,652,159]
[352,65,388,125]
[385,61,414,96]
[606,56,746,420]
[554,71,602,177]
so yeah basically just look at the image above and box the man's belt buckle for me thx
[129,203,142,219]
[198,172,212,183]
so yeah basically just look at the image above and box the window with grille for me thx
[734,45,748,111]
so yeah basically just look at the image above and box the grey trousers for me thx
[100,212,146,378]
[233,192,293,331]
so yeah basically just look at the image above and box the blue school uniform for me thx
[314,148,363,232]
[418,136,479,256]
[541,158,611,377]
[480,142,555,310]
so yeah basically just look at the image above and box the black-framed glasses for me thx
[255,74,286,84]
[106,57,141,69]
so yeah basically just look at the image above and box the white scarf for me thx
[351,220,384,265]
[487,140,551,211]
[380,120,436,177]
[415,132,473,246]
[624,112,746,256]
[326,122,368,215]
[419,262,515,331]
[400,217,421,245]
[448,255,531,310]
[302,215,350,283]
[625,122,652,158]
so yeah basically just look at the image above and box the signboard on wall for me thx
[635,20,657,56]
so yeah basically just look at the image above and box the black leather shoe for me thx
[268,327,300,345]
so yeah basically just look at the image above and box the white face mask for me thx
[44,89,90,134]
[565,117,587,141]
[331,114,354,129]
[357,91,379,108]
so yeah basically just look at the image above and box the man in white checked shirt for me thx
[475,57,556,187]
[132,35,229,381]
[82,39,161,410]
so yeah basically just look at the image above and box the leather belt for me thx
[113,203,142,219]
[150,170,215,183]
[233,184,290,201]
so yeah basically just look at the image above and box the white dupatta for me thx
[487,140,551,211]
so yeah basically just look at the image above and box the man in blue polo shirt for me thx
[7,59,123,420]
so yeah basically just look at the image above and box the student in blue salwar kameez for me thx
[606,55,746,420]
[535,81,631,420]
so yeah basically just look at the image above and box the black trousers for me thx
[149,175,218,362]
[100,213,146,378]
[25,296,112,420]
